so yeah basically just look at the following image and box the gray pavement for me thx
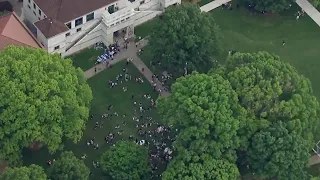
[296,0,320,26]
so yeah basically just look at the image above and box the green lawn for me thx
[68,47,104,71]
[23,60,162,179]
[198,0,213,6]
[136,5,320,101]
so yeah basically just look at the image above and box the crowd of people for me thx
[88,62,176,178]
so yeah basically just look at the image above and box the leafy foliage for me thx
[0,164,47,180]
[0,46,92,165]
[248,121,310,180]
[100,141,151,180]
[244,0,294,13]
[158,73,244,159]
[47,151,90,180]
[212,51,320,149]
[162,152,239,180]
[160,51,319,179]
[149,4,221,73]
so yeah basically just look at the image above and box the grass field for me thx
[68,47,104,71]
[136,5,320,101]
[23,60,160,179]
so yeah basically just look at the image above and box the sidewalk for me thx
[83,38,170,98]
[296,0,320,27]
[200,0,231,12]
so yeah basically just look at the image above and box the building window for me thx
[38,17,40,20]
[76,28,81,32]
[66,22,71,29]
[28,5,31,9]
[28,0,30,3]
[33,11,36,16]
[140,0,145,4]
[65,32,70,37]
[38,9,41,15]
[75,17,83,27]
[54,46,60,50]
[86,12,94,22]
[33,3,36,9]
[108,5,115,14]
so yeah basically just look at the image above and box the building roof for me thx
[34,18,69,38]
[33,0,116,38]
[0,12,42,51]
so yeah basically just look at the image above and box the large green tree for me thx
[0,46,92,165]
[245,0,294,13]
[248,121,310,180]
[158,73,245,159]
[0,164,47,180]
[211,51,320,149]
[162,151,240,180]
[47,151,90,180]
[149,4,221,73]
[100,141,151,180]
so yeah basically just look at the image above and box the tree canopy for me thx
[248,121,310,180]
[162,152,240,180]
[0,164,47,180]
[245,0,294,13]
[47,151,90,180]
[0,46,92,165]
[149,4,221,73]
[100,141,151,180]
[159,51,319,179]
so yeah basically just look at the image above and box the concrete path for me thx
[131,53,170,97]
[84,38,170,97]
[296,0,320,26]
[200,0,231,12]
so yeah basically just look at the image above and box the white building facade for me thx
[22,0,181,57]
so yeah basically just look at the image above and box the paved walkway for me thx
[84,38,170,97]
[200,0,231,12]
[296,0,320,26]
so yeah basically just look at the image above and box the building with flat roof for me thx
[0,12,42,51]
[22,0,180,57]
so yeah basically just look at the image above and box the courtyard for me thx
[22,60,167,179]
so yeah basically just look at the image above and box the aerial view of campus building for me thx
[0,0,320,179]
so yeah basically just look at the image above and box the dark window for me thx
[75,17,83,27]
[140,0,145,4]
[38,17,40,20]
[86,12,94,22]
[33,11,36,16]
[66,22,71,29]
[108,5,115,14]
[28,0,30,3]
[65,32,70,37]
[33,3,36,9]
[38,9,41,15]
[28,5,31,9]
[76,28,81,32]
[54,46,60,50]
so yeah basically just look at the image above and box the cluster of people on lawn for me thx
[86,64,176,178]
[96,42,121,65]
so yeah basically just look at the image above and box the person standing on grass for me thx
[282,40,286,46]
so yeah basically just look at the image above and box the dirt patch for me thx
[0,160,8,175]
[28,142,42,151]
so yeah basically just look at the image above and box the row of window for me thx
[27,0,42,16]
[65,12,94,30]
[52,27,81,51]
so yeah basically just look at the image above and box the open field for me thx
[23,60,161,179]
